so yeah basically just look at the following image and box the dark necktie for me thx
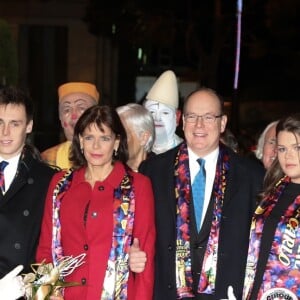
[192,158,206,231]
[0,160,9,194]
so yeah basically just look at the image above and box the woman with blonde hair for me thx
[255,120,279,169]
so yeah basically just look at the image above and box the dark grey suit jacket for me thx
[0,146,56,277]
[140,143,265,300]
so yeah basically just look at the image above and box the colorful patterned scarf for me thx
[52,168,74,263]
[174,143,229,298]
[51,166,135,300]
[243,176,300,299]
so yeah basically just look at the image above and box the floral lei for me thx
[51,166,135,300]
[174,142,229,298]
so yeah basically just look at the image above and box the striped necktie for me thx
[0,160,9,194]
[192,158,206,231]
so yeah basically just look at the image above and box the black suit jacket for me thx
[0,147,56,277]
[140,143,265,300]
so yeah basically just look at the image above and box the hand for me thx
[0,265,25,300]
[129,238,147,273]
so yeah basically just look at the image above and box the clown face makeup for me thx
[144,99,177,147]
[59,93,96,141]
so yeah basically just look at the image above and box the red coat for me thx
[36,162,155,300]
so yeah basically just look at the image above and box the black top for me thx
[250,182,300,299]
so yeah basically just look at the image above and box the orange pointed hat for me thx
[146,70,178,109]
[58,82,100,102]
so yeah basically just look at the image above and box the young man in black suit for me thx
[0,86,56,290]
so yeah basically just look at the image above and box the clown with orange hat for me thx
[41,82,99,169]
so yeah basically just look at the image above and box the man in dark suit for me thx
[137,87,265,300]
[0,86,56,283]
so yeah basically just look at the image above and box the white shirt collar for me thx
[188,147,219,180]
[0,153,22,193]
[0,153,21,165]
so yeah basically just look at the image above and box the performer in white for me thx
[144,70,183,154]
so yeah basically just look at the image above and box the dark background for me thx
[85,0,300,99]
[0,0,299,151]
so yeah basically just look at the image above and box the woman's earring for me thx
[81,148,84,154]
[113,149,118,157]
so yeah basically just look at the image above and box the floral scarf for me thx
[51,166,135,300]
[243,176,300,300]
[174,142,229,298]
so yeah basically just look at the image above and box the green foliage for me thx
[0,18,18,85]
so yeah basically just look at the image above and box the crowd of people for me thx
[0,70,299,300]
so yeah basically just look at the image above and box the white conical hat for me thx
[146,70,178,109]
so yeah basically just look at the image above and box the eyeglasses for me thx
[184,113,223,124]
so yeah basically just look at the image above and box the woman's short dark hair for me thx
[70,105,128,169]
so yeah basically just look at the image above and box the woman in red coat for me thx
[36,105,155,300]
